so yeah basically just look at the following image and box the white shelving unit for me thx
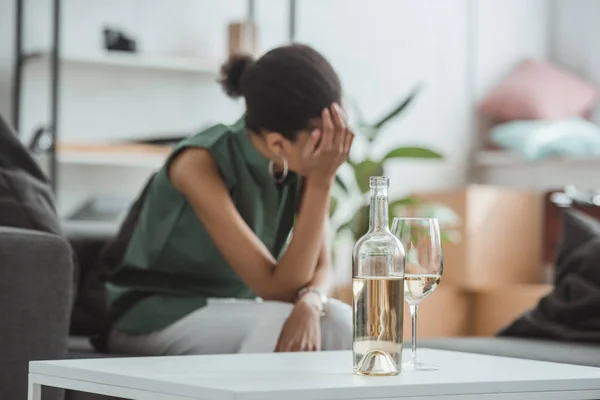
[59,150,167,168]
[24,51,220,75]
[476,150,600,190]
[476,150,600,168]
[22,50,219,170]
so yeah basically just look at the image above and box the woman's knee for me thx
[321,298,352,350]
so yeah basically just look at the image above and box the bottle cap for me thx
[370,176,389,188]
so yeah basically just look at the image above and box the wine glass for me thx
[391,217,443,371]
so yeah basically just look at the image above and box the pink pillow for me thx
[479,59,598,121]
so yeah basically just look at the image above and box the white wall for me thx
[550,0,600,122]
[473,0,548,103]
[0,0,554,213]
[0,0,14,118]
[297,0,473,199]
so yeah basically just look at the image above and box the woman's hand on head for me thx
[303,103,354,187]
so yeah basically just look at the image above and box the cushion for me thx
[0,114,62,235]
[499,210,600,342]
[479,59,598,121]
[490,118,600,160]
[422,337,600,367]
[554,209,600,283]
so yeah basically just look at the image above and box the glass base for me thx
[403,361,439,371]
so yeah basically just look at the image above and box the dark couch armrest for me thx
[0,226,74,400]
[63,221,117,274]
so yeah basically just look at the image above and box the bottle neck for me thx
[369,186,389,231]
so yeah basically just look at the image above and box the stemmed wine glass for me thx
[391,217,443,371]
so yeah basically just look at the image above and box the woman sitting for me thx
[107,44,354,356]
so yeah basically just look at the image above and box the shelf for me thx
[23,50,220,75]
[37,143,170,168]
[476,151,600,167]
[57,150,167,168]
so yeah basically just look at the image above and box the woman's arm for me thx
[275,223,334,353]
[170,149,331,302]
[169,107,351,302]
[294,222,334,311]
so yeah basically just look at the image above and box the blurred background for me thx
[2,0,600,339]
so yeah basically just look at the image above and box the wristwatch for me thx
[297,287,328,316]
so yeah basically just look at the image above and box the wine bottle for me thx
[352,176,405,376]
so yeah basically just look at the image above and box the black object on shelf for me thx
[103,28,138,52]
[28,126,54,153]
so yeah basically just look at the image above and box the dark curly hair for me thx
[219,44,342,141]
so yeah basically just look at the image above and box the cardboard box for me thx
[414,185,543,290]
[471,284,553,336]
[333,283,470,339]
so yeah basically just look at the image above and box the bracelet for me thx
[297,287,328,316]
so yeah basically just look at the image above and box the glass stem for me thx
[409,303,418,365]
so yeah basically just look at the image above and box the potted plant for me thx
[331,85,459,242]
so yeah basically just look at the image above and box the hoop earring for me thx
[268,157,288,184]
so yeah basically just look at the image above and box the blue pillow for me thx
[490,118,600,160]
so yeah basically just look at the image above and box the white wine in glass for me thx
[391,217,443,372]
[404,273,441,303]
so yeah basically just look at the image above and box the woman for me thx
[107,44,355,356]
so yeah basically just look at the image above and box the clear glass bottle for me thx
[352,176,405,376]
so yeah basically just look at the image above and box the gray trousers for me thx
[109,298,352,356]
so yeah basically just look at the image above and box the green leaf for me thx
[336,205,370,241]
[382,147,443,161]
[388,197,422,228]
[354,159,384,193]
[389,196,421,209]
[351,205,370,239]
[329,196,338,217]
[334,175,350,194]
[374,85,421,129]
[441,229,462,244]
[335,220,353,236]
[414,203,460,227]
[358,124,380,142]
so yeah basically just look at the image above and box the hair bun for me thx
[219,54,254,98]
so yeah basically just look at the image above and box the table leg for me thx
[28,375,42,400]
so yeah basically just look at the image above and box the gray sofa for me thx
[2,225,600,400]
[0,226,73,400]
[0,224,119,400]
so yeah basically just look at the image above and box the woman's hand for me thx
[275,297,322,352]
[303,103,354,187]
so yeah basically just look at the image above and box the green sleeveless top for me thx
[107,119,303,334]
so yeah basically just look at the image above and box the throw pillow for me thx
[479,59,598,121]
[499,210,600,342]
[490,118,600,160]
[554,209,600,284]
[0,114,62,235]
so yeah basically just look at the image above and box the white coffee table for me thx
[28,349,600,400]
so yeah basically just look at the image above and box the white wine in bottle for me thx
[352,177,405,376]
